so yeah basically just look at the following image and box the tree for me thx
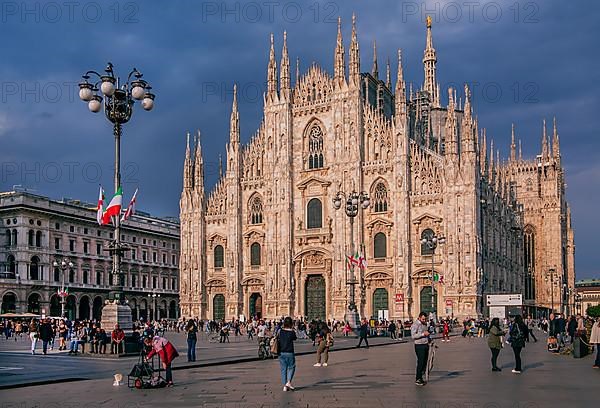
[586,305,600,318]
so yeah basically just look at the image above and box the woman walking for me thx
[314,324,333,367]
[185,319,198,362]
[487,318,506,371]
[590,318,600,369]
[509,315,528,374]
[278,317,297,391]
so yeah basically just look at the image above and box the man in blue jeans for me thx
[411,312,431,386]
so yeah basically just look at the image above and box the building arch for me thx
[92,296,104,321]
[214,245,225,268]
[374,232,387,259]
[6,254,16,274]
[78,295,91,320]
[30,255,41,280]
[248,194,264,224]
[169,300,177,319]
[49,294,61,317]
[1,292,17,314]
[250,242,261,266]
[420,229,435,255]
[27,292,41,314]
[371,179,389,213]
[305,119,325,170]
[213,294,225,321]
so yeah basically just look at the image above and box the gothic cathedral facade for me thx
[179,17,575,322]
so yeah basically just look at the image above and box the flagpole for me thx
[112,122,123,303]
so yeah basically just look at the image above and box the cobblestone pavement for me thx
[1,330,597,407]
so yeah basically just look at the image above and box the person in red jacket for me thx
[144,336,179,386]
[111,324,125,354]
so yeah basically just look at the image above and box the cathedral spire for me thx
[463,84,472,123]
[489,138,495,177]
[183,132,193,190]
[519,139,522,161]
[267,33,278,100]
[194,129,204,192]
[280,31,290,97]
[480,128,487,172]
[510,123,516,162]
[349,13,360,86]
[372,40,379,79]
[552,116,560,160]
[386,58,391,88]
[230,84,240,144]
[423,15,438,106]
[334,16,346,87]
[296,57,300,85]
[394,49,407,126]
[445,87,458,156]
[218,154,223,178]
[541,118,549,161]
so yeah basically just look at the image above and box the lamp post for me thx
[78,63,154,330]
[332,190,370,330]
[545,268,558,315]
[52,258,73,318]
[420,233,445,323]
[148,292,160,322]
[574,293,582,315]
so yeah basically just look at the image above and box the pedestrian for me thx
[111,324,125,354]
[144,335,179,387]
[526,316,537,343]
[508,315,528,374]
[28,318,39,355]
[590,318,600,369]
[277,316,297,391]
[314,324,333,367]
[442,319,450,342]
[38,318,54,355]
[389,321,397,340]
[58,319,68,350]
[487,318,506,372]
[356,319,369,348]
[185,319,198,362]
[411,312,430,386]
[567,316,577,343]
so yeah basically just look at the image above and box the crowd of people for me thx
[2,311,599,390]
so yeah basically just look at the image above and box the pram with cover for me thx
[128,345,166,389]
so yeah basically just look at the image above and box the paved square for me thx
[1,331,597,407]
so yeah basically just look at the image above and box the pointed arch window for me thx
[7,255,16,274]
[307,124,324,169]
[373,182,389,213]
[249,196,263,224]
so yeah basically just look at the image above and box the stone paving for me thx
[1,330,597,407]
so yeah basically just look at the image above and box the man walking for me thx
[411,312,431,386]
[356,319,369,348]
[38,318,54,355]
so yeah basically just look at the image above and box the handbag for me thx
[326,333,334,348]
[270,336,279,355]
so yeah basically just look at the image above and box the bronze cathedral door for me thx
[305,274,326,320]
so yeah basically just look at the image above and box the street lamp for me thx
[420,232,445,323]
[78,63,155,329]
[148,292,160,322]
[574,293,582,315]
[53,258,73,318]
[332,190,370,330]
[545,268,559,315]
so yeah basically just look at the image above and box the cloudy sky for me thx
[1,1,599,279]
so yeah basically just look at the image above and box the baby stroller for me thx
[547,336,559,353]
[128,343,166,389]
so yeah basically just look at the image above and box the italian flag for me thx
[101,186,123,225]
[96,186,105,225]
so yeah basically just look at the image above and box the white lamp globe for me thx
[79,87,93,101]
[101,81,115,96]
[131,86,145,100]
[88,99,102,113]
[142,97,154,111]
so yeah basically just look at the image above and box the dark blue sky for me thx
[1,1,599,278]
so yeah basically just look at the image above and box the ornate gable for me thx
[363,103,393,163]
[410,140,443,196]
[293,64,333,108]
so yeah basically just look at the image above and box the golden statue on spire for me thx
[426,15,432,28]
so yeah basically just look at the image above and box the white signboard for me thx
[489,306,506,320]
[377,310,389,320]
[486,294,522,306]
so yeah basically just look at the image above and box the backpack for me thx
[509,324,526,348]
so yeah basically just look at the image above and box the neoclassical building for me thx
[0,190,180,321]
[179,17,575,321]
